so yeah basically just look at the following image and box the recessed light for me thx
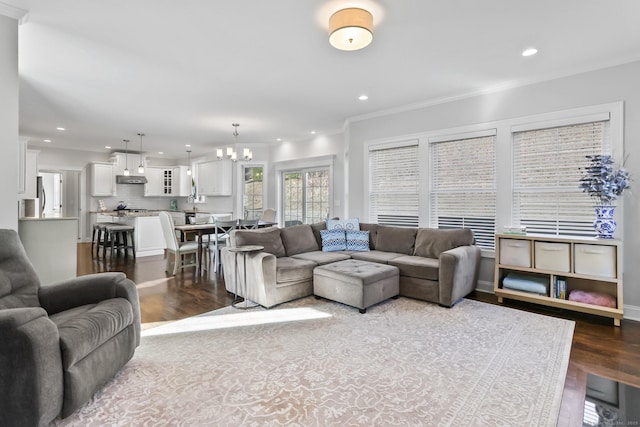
[311,131,316,134]
[105,146,111,149]
[158,151,164,155]
[359,94,369,101]
[185,144,191,147]
[43,139,51,143]
[56,127,65,131]
[522,48,538,57]
[277,138,282,142]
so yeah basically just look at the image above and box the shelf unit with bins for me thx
[494,233,623,326]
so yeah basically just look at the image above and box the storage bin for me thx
[534,242,570,272]
[499,238,531,268]
[574,244,617,278]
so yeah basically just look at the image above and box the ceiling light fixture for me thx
[217,123,251,161]
[522,47,538,57]
[123,139,130,176]
[137,132,145,174]
[186,150,192,176]
[56,127,65,131]
[43,139,52,143]
[358,94,369,101]
[329,7,373,51]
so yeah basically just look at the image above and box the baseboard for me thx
[623,304,640,322]
[475,280,494,294]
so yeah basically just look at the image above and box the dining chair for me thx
[208,219,238,273]
[159,211,200,275]
[238,219,258,230]
[260,208,277,223]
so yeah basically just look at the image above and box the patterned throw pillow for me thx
[326,218,360,231]
[320,229,347,252]
[346,230,370,251]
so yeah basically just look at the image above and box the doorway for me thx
[38,170,82,238]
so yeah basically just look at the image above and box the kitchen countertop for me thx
[90,210,162,217]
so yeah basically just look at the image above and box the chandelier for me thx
[216,123,252,161]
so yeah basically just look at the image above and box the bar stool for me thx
[92,223,109,258]
[104,225,136,259]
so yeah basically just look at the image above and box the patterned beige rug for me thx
[52,297,574,426]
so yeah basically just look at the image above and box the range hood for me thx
[116,175,148,184]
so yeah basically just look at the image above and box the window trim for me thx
[235,161,267,220]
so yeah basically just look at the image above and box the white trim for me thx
[511,112,611,133]
[235,162,267,220]
[623,304,640,322]
[428,128,497,144]
[0,2,28,23]
[274,154,335,172]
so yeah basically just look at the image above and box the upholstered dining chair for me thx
[260,208,276,223]
[0,229,140,426]
[208,219,238,273]
[159,211,200,275]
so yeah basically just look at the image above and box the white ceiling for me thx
[5,0,640,158]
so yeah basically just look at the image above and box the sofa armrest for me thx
[438,245,481,307]
[0,308,64,425]
[221,248,277,307]
[38,272,141,345]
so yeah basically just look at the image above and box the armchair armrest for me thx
[438,245,481,307]
[0,308,64,425]
[38,272,141,345]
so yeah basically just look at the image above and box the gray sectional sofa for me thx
[221,222,481,310]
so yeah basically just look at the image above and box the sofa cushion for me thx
[350,250,404,264]
[346,230,370,251]
[275,257,316,283]
[291,251,351,265]
[413,228,475,258]
[326,218,360,231]
[50,298,134,369]
[310,221,327,248]
[235,227,286,258]
[375,226,417,255]
[359,223,378,250]
[281,225,320,256]
[320,229,347,252]
[389,255,440,281]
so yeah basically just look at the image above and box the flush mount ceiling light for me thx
[522,47,538,57]
[137,132,145,174]
[329,7,373,51]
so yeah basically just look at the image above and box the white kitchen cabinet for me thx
[113,152,142,176]
[144,167,164,196]
[90,162,116,196]
[144,166,191,197]
[18,148,39,198]
[197,160,232,196]
[134,216,165,256]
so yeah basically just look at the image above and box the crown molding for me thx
[0,2,28,24]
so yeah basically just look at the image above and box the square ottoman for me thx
[313,259,399,313]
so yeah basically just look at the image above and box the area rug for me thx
[52,297,574,426]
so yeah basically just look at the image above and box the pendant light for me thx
[186,150,192,176]
[123,139,130,176]
[137,133,145,174]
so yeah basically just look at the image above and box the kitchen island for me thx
[91,211,165,257]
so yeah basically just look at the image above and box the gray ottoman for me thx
[313,259,399,313]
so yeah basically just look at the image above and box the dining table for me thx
[174,220,276,274]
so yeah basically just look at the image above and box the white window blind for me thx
[369,143,419,227]
[512,121,610,236]
[430,134,496,249]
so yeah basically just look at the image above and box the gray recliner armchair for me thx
[0,229,141,426]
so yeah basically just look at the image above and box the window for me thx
[430,132,496,249]
[242,166,263,220]
[512,120,610,236]
[282,169,330,226]
[369,142,419,227]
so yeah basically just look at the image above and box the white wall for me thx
[347,60,640,313]
[0,15,18,230]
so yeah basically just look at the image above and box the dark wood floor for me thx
[77,242,640,427]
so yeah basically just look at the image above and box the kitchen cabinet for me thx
[113,152,141,177]
[90,162,116,196]
[144,166,191,197]
[196,160,232,196]
[18,148,39,198]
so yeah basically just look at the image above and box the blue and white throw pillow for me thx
[346,230,370,251]
[320,229,347,252]
[326,218,360,231]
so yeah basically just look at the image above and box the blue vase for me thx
[593,206,616,239]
